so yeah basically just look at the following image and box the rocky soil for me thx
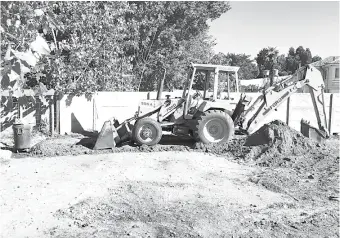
[1,120,339,237]
[11,120,340,204]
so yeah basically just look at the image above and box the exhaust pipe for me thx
[156,67,166,100]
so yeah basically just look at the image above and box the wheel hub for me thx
[209,125,218,135]
[142,128,152,138]
[203,118,226,143]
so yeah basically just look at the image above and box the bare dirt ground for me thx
[0,120,339,238]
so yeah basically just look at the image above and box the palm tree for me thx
[255,46,279,85]
[266,47,279,85]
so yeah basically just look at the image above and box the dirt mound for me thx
[30,137,92,157]
[20,120,336,166]
[26,134,193,158]
[193,120,336,166]
[245,120,315,157]
[239,120,339,202]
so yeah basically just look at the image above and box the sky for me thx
[208,1,340,60]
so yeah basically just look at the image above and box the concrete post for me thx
[329,94,333,134]
[227,72,230,99]
[18,101,23,119]
[204,71,209,98]
[235,72,239,92]
[286,97,290,125]
[55,95,60,134]
[213,68,219,101]
[93,96,96,131]
[49,96,54,135]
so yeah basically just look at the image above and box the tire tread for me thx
[132,118,162,146]
[193,110,234,144]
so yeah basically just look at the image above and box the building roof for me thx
[310,56,340,67]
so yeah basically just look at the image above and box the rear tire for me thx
[193,110,234,144]
[132,118,162,146]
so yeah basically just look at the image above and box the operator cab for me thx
[182,63,240,118]
[183,63,240,99]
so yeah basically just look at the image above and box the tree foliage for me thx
[255,46,320,77]
[255,47,279,78]
[124,1,230,91]
[210,52,258,79]
[283,46,314,74]
[312,55,322,63]
[1,1,231,96]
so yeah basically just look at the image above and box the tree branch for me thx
[51,29,58,50]
[1,30,20,42]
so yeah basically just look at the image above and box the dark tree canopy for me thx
[1,1,231,95]
[255,45,320,77]
[1,1,324,96]
[312,55,322,63]
[255,47,279,78]
[211,53,258,80]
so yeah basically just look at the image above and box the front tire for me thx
[132,118,162,146]
[193,110,234,144]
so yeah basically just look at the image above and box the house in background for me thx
[310,56,339,93]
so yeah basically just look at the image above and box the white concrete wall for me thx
[59,92,340,135]
[94,92,149,132]
[59,95,94,134]
[59,91,185,134]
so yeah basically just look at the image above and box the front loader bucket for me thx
[94,119,121,150]
[300,120,328,143]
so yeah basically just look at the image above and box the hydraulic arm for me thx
[233,65,329,137]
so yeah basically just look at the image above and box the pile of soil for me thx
[244,120,319,164]
[195,120,337,166]
[238,120,339,202]
[30,138,91,157]
[7,120,338,237]
[194,120,339,202]
[17,120,338,168]
[26,134,193,158]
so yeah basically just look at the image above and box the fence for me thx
[1,91,339,137]
[0,91,60,137]
[59,91,340,135]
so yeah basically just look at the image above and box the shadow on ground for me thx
[76,134,196,150]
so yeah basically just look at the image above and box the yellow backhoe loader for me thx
[94,63,329,149]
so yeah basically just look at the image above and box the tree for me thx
[288,47,295,57]
[285,47,297,75]
[1,1,231,96]
[254,46,318,77]
[123,1,230,91]
[294,46,313,67]
[312,55,322,62]
[210,52,230,65]
[41,2,133,94]
[305,48,312,64]
[1,2,55,98]
[276,54,288,76]
[284,46,315,75]
[211,53,258,80]
[1,2,133,96]
[255,47,279,80]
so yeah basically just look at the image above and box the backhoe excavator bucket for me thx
[93,118,134,150]
[300,120,328,143]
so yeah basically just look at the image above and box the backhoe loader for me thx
[94,63,329,149]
